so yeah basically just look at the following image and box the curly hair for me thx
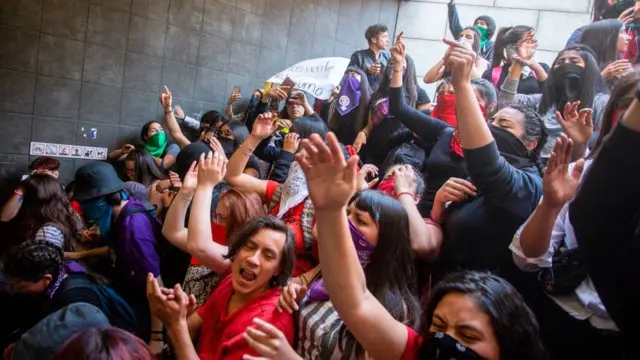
[4,240,64,283]
[15,174,82,251]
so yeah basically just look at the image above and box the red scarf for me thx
[449,103,487,158]
[432,93,457,127]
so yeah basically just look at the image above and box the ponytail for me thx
[491,26,513,68]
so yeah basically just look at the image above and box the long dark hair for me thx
[328,66,372,135]
[579,19,624,69]
[339,190,421,358]
[224,216,295,288]
[492,25,534,68]
[224,121,250,150]
[538,46,604,116]
[592,0,634,21]
[418,271,547,360]
[290,117,329,140]
[590,69,640,156]
[124,150,167,187]
[11,174,81,251]
[371,55,418,109]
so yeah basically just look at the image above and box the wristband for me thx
[14,188,23,196]
[426,218,443,232]
[396,192,414,199]
[164,107,173,115]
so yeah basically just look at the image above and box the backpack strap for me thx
[491,66,502,87]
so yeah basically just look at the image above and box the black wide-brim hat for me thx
[73,161,124,202]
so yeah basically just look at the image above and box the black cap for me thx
[73,162,124,201]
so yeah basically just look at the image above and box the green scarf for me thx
[144,132,167,158]
[476,25,489,50]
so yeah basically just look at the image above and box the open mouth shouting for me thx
[238,267,257,285]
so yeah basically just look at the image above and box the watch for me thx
[164,107,173,115]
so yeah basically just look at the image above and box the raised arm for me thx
[498,62,542,108]
[186,152,232,274]
[297,133,407,360]
[225,113,278,198]
[389,38,449,142]
[447,1,463,40]
[161,162,198,253]
[160,86,191,149]
[570,97,640,337]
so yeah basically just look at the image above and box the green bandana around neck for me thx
[144,131,167,158]
[475,25,489,49]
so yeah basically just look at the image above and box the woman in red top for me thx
[225,112,331,283]
[148,152,296,360]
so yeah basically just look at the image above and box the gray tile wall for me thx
[0,0,399,186]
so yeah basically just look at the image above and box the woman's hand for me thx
[352,131,367,153]
[434,178,477,204]
[159,86,172,111]
[515,31,538,64]
[174,105,185,119]
[121,144,135,155]
[265,86,289,101]
[277,282,307,313]
[168,171,182,189]
[601,59,632,80]
[228,92,242,105]
[208,137,229,161]
[155,179,171,193]
[243,318,301,360]
[282,133,301,153]
[296,133,359,211]
[356,164,379,191]
[542,134,585,208]
[180,161,198,192]
[443,38,476,89]
[275,119,293,132]
[390,33,407,67]
[393,165,418,198]
[252,113,278,140]
[556,101,594,145]
[196,151,227,188]
[146,274,196,327]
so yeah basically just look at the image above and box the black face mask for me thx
[551,63,585,107]
[422,332,486,360]
[490,125,533,170]
[216,136,235,157]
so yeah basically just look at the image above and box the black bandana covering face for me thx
[423,332,486,360]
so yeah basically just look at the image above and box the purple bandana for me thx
[371,97,390,125]
[307,219,375,303]
[337,76,361,116]
[45,260,86,299]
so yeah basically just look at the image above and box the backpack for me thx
[54,274,138,334]
[491,66,537,87]
[120,203,186,287]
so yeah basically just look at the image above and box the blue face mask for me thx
[80,191,128,240]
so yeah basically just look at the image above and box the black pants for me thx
[532,291,624,360]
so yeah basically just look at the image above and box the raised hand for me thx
[208,137,229,161]
[542,134,585,208]
[435,178,477,204]
[289,91,310,108]
[601,59,632,80]
[196,151,227,188]
[515,31,538,63]
[160,86,172,111]
[174,105,185,119]
[121,144,135,155]
[251,113,278,140]
[242,318,301,360]
[146,274,195,327]
[180,161,198,192]
[356,164,379,191]
[275,119,293,132]
[393,165,418,198]
[390,32,406,66]
[282,133,301,153]
[277,282,307,313]
[228,92,242,105]
[265,86,289,101]
[296,133,359,211]
[443,38,476,88]
[556,101,594,145]
[168,171,183,189]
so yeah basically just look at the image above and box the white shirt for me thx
[510,159,618,331]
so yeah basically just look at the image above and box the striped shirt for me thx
[34,225,65,248]
[298,299,361,360]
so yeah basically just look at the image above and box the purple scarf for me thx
[307,219,375,303]
[45,260,86,299]
[371,97,390,125]
[337,76,361,116]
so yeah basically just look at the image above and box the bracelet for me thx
[360,129,368,137]
[299,274,309,287]
[396,192,414,199]
[164,107,173,115]
[393,66,406,73]
[426,218,443,232]
[177,191,193,202]
[14,188,23,196]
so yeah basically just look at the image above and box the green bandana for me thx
[475,25,489,50]
[144,132,167,158]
